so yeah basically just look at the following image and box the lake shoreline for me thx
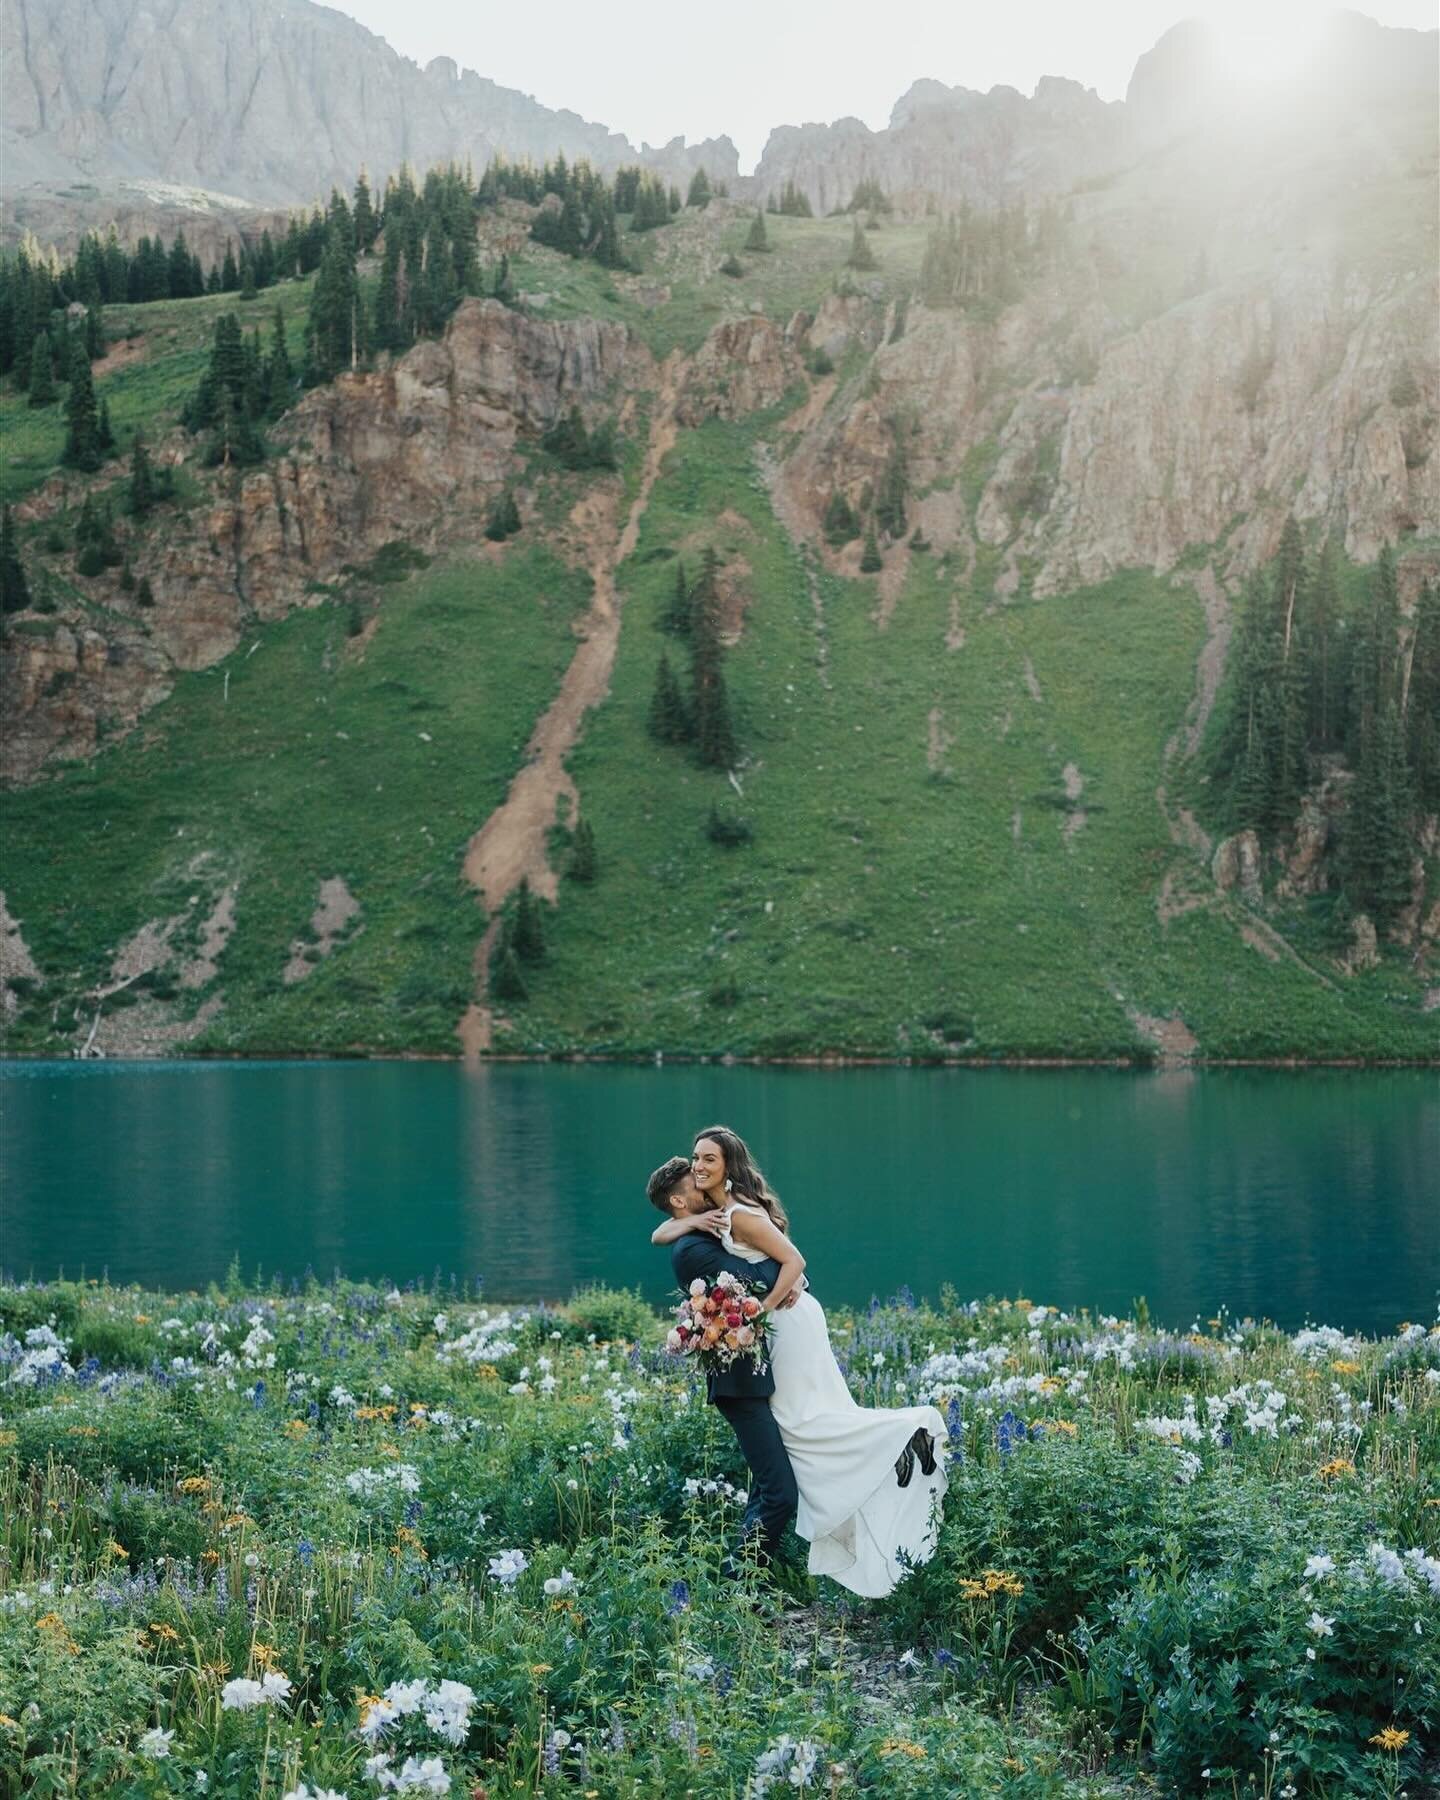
[4,1048,1439,1069]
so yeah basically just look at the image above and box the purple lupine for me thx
[665,1580,690,1615]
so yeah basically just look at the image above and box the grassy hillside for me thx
[1,544,590,1053]
[1,208,1435,1061]
[496,414,1436,1061]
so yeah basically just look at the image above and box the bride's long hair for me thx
[693,1124,790,1235]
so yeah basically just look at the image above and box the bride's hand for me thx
[691,1209,725,1236]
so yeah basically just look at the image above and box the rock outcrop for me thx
[1,299,650,783]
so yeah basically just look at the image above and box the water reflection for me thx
[0,1060,1434,1333]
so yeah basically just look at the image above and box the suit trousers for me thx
[712,1393,798,1569]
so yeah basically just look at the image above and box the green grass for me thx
[497,413,1437,1060]
[1,278,318,506]
[1,542,591,1053]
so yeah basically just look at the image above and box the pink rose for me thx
[735,1325,755,1348]
[689,1278,707,1298]
[665,1329,684,1352]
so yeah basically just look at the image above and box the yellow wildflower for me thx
[1002,1759,1027,1773]
[252,1642,281,1668]
[178,1476,212,1495]
[148,1623,181,1643]
[66,1425,99,1437]
[0,1714,16,1728]
[133,1313,151,1324]
[878,1738,927,1759]
[1318,1458,1355,1480]
[1050,1419,1078,1437]
[104,1541,128,1559]
[220,1512,253,1531]
[1038,1376,1065,1394]
[285,1419,309,1435]
[1331,1360,1363,1375]
[1369,1726,1409,1751]
[529,1663,553,1676]
[0,1431,18,1448]
[478,1364,499,1380]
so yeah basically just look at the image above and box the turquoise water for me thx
[1,1060,1435,1334]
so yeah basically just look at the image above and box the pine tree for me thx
[875,441,908,541]
[822,492,859,546]
[0,505,31,614]
[859,524,882,572]
[305,221,359,383]
[136,575,155,608]
[27,331,55,407]
[511,879,546,964]
[688,551,737,767]
[568,818,598,882]
[97,396,115,455]
[1346,546,1400,757]
[847,217,879,272]
[591,196,626,270]
[74,494,121,576]
[663,560,691,634]
[695,659,738,769]
[264,303,294,415]
[373,231,405,351]
[484,491,522,541]
[744,209,770,253]
[61,338,102,471]
[490,944,528,1003]
[221,242,239,291]
[686,168,712,209]
[648,652,689,744]
[1404,579,1440,811]
[205,387,265,468]
[1305,541,1341,747]
[84,302,105,360]
[353,171,378,253]
[128,430,156,516]
[1344,697,1415,930]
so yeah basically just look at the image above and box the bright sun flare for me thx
[1200,0,1333,83]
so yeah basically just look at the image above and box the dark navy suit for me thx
[671,1234,799,1569]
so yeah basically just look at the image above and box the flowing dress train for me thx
[719,1202,948,1598]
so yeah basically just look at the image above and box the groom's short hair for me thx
[646,1155,691,1214]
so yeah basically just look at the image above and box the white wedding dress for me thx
[719,1202,949,1598]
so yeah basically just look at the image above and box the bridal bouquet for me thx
[665,1272,773,1375]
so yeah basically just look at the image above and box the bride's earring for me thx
[724,1178,733,1192]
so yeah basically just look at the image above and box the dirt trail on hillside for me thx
[455,357,684,1058]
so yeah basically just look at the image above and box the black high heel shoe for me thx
[894,1440,915,1487]
[913,1427,937,1477]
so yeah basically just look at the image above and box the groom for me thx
[647,1155,799,1578]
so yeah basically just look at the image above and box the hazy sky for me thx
[330,1,1435,168]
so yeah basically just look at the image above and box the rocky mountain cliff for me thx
[1,0,737,215]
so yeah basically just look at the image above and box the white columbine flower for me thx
[220,1678,265,1711]
[138,1726,174,1758]
[488,1548,527,1585]
[1303,1553,1335,1581]
[1305,1612,1334,1637]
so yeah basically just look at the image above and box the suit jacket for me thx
[671,1235,785,1401]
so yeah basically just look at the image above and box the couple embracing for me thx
[646,1124,948,1599]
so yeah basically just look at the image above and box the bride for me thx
[652,1124,948,1599]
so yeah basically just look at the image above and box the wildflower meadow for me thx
[1,1271,1437,1797]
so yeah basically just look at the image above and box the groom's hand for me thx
[776,1289,800,1309]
